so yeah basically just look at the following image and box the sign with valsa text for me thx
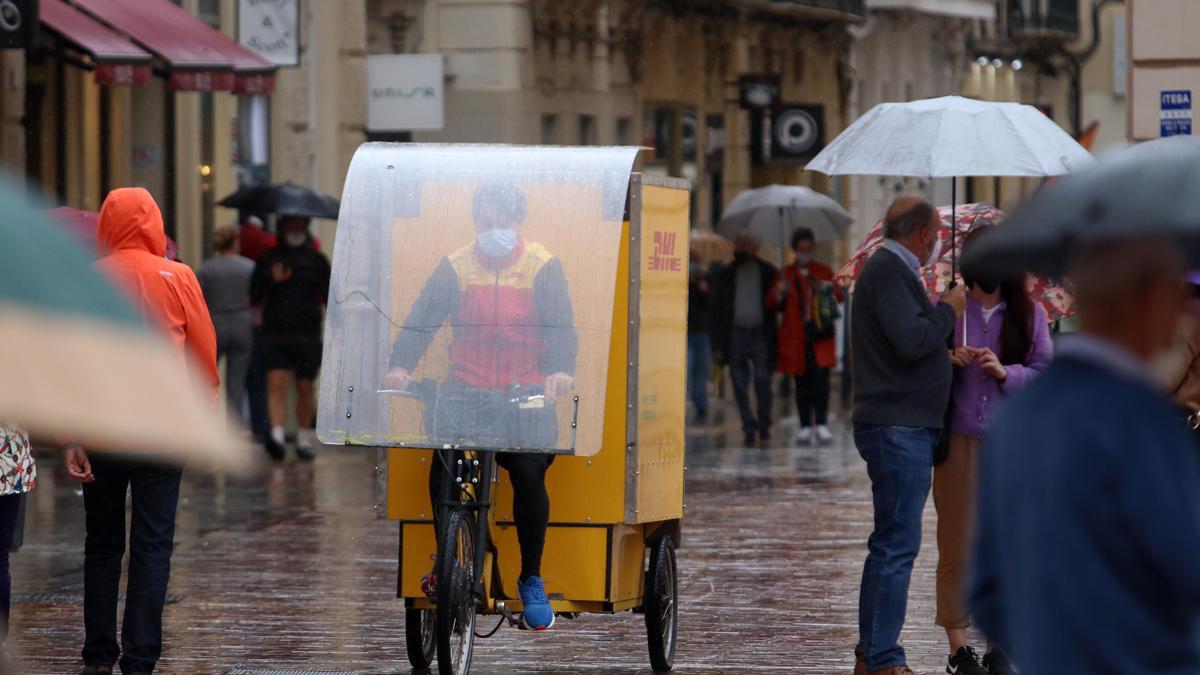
[238,0,299,67]
[367,54,445,132]
[1161,89,1193,137]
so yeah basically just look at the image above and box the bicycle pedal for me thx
[495,601,521,628]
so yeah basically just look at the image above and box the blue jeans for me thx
[729,328,773,438]
[687,333,712,417]
[83,457,183,673]
[854,423,938,670]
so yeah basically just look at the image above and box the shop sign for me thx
[367,54,444,132]
[95,63,152,87]
[1161,89,1192,137]
[238,0,299,68]
[233,72,276,95]
[0,0,37,50]
[169,70,236,92]
[751,104,827,165]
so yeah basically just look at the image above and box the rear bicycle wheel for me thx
[405,607,435,669]
[645,535,678,672]
[436,507,477,675]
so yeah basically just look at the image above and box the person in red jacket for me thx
[63,187,218,675]
[768,227,843,446]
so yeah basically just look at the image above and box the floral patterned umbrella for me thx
[836,203,1075,322]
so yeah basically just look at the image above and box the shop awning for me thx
[40,0,153,86]
[70,0,276,94]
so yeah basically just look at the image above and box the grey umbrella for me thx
[963,137,1200,280]
[717,185,852,266]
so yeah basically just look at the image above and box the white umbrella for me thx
[806,96,1095,178]
[808,95,1095,347]
[716,185,853,263]
[807,95,1093,280]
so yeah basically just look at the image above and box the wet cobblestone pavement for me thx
[11,398,967,675]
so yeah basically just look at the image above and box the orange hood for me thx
[98,187,167,258]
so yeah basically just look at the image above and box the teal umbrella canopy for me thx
[0,175,251,470]
[0,180,139,326]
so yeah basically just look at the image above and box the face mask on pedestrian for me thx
[795,251,813,267]
[284,231,308,248]
[478,228,518,258]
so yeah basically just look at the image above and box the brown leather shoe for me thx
[854,654,866,675]
[866,667,914,675]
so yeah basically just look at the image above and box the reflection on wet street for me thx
[12,396,955,674]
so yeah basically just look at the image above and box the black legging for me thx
[429,452,553,581]
[795,343,831,427]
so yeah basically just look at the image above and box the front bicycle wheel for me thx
[436,507,477,675]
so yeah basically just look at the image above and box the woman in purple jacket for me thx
[935,227,1053,675]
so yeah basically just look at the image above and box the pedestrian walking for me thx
[238,215,276,262]
[197,226,255,426]
[0,425,35,655]
[970,237,1200,675]
[850,196,965,675]
[933,228,1052,675]
[688,250,715,424]
[767,227,843,445]
[65,187,219,675]
[251,215,331,461]
[714,232,779,446]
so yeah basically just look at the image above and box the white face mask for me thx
[923,232,943,268]
[795,252,813,267]
[284,232,308,248]
[478,229,518,258]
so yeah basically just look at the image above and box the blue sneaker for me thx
[517,576,555,630]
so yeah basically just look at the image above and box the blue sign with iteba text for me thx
[1161,89,1193,137]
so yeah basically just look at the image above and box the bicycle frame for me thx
[433,446,498,608]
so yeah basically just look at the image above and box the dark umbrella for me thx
[218,181,340,220]
[963,137,1200,280]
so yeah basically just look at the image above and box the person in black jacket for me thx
[713,232,779,446]
[251,215,331,461]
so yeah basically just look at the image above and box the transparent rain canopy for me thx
[319,144,640,455]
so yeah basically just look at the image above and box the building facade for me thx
[368,0,866,251]
[1126,0,1194,142]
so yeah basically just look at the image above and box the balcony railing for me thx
[775,0,868,16]
[1010,0,1080,37]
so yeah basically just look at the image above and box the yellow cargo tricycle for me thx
[318,144,689,675]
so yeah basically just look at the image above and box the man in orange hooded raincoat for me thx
[63,188,218,675]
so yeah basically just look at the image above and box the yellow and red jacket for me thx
[389,239,577,390]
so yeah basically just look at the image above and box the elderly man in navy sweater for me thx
[851,197,966,675]
[970,237,1200,675]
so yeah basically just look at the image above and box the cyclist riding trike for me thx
[318,145,689,674]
